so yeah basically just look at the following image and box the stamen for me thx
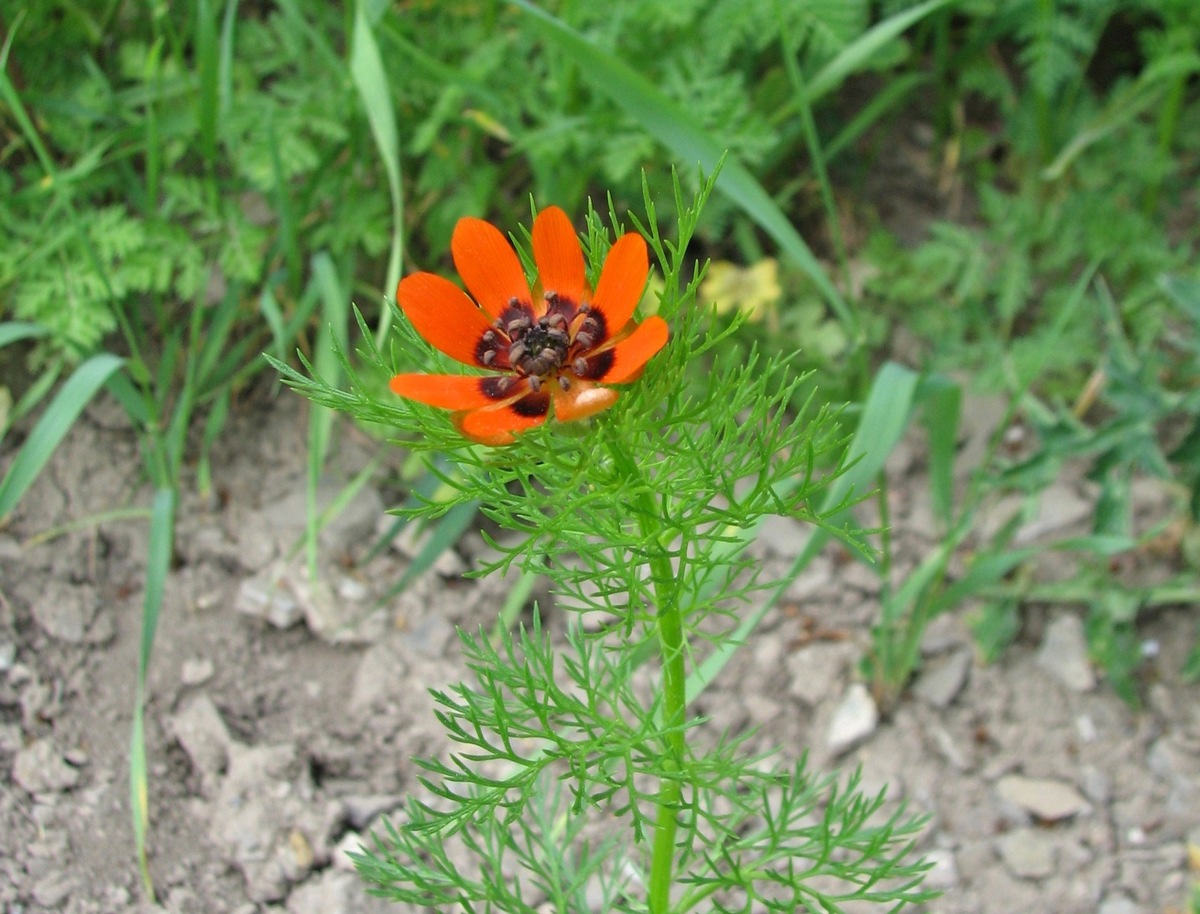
[509,342,527,365]
[573,356,588,375]
[575,331,594,349]
[482,350,496,366]
[482,330,496,344]
[528,375,542,393]
[558,376,571,391]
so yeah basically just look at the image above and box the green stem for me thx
[648,583,687,913]
[605,438,686,914]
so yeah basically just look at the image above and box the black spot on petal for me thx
[512,390,550,417]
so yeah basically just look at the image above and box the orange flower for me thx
[390,207,668,446]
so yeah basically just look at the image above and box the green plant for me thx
[276,175,934,912]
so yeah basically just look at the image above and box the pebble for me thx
[31,582,98,644]
[181,657,215,686]
[922,847,960,889]
[168,693,232,793]
[826,683,879,756]
[236,569,304,629]
[1035,615,1095,692]
[350,638,410,711]
[1014,483,1093,543]
[286,869,389,914]
[31,872,77,907]
[13,739,81,794]
[341,794,404,830]
[995,828,1057,879]
[786,642,853,707]
[913,648,972,708]
[332,830,368,871]
[1096,893,1139,914]
[996,774,1090,822]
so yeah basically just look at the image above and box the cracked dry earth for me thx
[1,386,1198,914]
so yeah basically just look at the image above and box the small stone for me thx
[341,794,404,830]
[922,848,960,889]
[181,657,215,686]
[62,746,89,766]
[286,869,372,914]
[1015,483,1093,543]
[1097,892,1138,914]
[787,642,854,707]
[14,739,80,793]
[826,683,879,756]
[0,723,20,753]
[350,639,409,711]
[995,828,1057,879]
[236,569,304,629]
[1035,615,1094,692]
[913,648,972,708]
[333,830,368,871]
[996,775,1090,822]
[31,582,98,643]
[1079,765,1111,806]
[168,693,231,792]
[32,872,77,907]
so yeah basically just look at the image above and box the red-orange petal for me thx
[591,232,649,333]
[452,217,531,320]
[596,315,668,384]
[532,206,587,311]
[390,374,504,410]
[456,395,549,445]
[396,273,495,367]
[552,380,619,423]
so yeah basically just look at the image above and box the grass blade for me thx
[130,487,175,901]
[306,252,350,577]
[509,0,854,336]
[350,0,404,345]
[0,321,50,348]
[0,353,125,520]
[805,0,956,104]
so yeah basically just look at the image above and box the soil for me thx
[1,371,1197,914]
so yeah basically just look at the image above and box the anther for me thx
[482,350,496,366]
[509,342,526,364]
[573,356,588,375]
[482,330,496,344]
[558,376,571,391]
[528,375,542,393]
[575,331,593,349]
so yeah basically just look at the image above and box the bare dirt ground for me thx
[1,372,1198,914]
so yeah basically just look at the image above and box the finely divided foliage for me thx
[278,173,932,911]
